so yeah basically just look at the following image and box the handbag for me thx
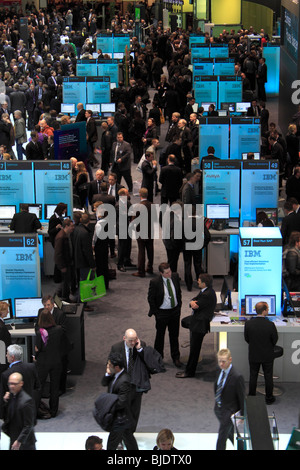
[79,269,106,302]
[181,315,192,329]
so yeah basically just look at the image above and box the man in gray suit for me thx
[111,132,133,193]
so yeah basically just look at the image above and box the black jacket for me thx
[244,317,278,363]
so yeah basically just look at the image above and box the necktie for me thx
[166,279,175,308]
[97,181,100,193]
[128,348,134,377]
[215,371,225,407]
[108,185,113,195]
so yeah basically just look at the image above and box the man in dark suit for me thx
[176,273,216,378]
[108,329,146,433]
[281,200,300,246]
[111,132,133,193]
[75,103,87,123]
[214,348,245,450]
[25,131,45,160]
[180,172,197,206]
[247,99,261,117]
[54,218,75,302]
[0,344,41,419]
[47,69,58,98]
[10,204,42,233]
[159,154,183,204]
[244,301,278,405]
[88,169,105,206]
[132,188,154,277]
[141,151,157,203]
[107,172,123,202]
[101,353,139,450]
[256,57,267,103]
[35,295,67,332]
[85,109,98,157]
[200,146,220,169]
[148,262,183,367]
[2,372,36,450]
[91,182,116,207]
[25,83,36,130]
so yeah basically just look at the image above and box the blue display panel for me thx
[54,122,87,161]
[96,33,114,54]
[191,44,210,59]
[230,117,261,159]
[0,234,41,310]
[62,77,86,107]
[263,45,280,97]
[202,159,240,218]
[97,60,119,85]
[193,58,214,76]
[218,76,242,108]
[34,161,73,220]
[0,161,34,207]
[113,34,130,54]
[240,160,279,226]
[199,117,230,159]
[86,76,110,104]
[189,34,206,47]
[76,59,98,77]
[239,227,282,316]
[210,44,229,58]
[194,76,218,106]
[214,58,235,76]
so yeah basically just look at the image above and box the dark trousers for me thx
[116,169,133,192]
[61,267,75,301]
[94,238,109,289]
[214,404,235,450]
[248,361,274,400]
[118,237,132,266]
[154,308,181,361]
[37,362,62,417]
[185,331,206,377]
[129,386,143,432]
[166,248,181,274]
[137,239,153,274]
[107,427,139,450]
[183,249,202,289]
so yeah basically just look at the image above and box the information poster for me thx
[0,234,41,309]
[191,44,210,59]
[239,227,282,315]
[230,117,261,158]
[0,161,34,207]
[34,161,73,219]
[240,160,279,226]
[202,160,240,218]
[194,76,218,106]
[218,76,242,108]
[96,34,114,54]
[199,117,230,159]
[189,34,206,47]
[210,44,229,58]
[62,77,86,107]
[54,122,87,160]
[214,59,235,76]
[98,60,119,85]
[86,77,110,104]
[76,59,98,77]
[113,34,130,54]
[193,59,214,77]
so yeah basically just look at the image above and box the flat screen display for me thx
[14,297,43,319]
[245,295,276,316]
[206,204,230,219]
[61,103,75,114]
[0,205,16,220]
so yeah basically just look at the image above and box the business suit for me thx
[86,116,98,155]
[257,61,267,102]
[281,211,300,247]
[134,199,154,276]
[101,369,139,450]
[111,140,133,192]
[0,319,12,376]
[0,362,41,419]
[10,211,42,233]
[25,139,44,160]
[75,108,87,123]
[54,229,75,301]
[2,389,36,450]
[35,325,66,417]
[214,365,245,450]
[159,163,183,204]
[141,159,157,202]
[148,273,182,363]
[109,340,146,433]
[185,287,216,377]
[244,316,278,402]
[88,178,103,206]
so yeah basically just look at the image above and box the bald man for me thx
[75,103,87,123]
[108,329,146,432]
[2,372,36,450]
[88,169,105,205]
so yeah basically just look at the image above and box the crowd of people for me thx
[0,1,299,451]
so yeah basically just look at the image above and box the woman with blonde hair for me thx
[74,161,89,208]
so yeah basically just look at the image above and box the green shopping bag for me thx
[80,269,106,302]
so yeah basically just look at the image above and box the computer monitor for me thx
[201,102,216,112]
[14,297,43,319]
[256,208,278,226]
[282,279,296,317]
[110,82,117,90]
[0,205,16,222]
[218,110,227,117]
[221,102,235,112]
[235,102,251,113]
[245,295,276,316]
[206,204,230,220]
[86,104,101,115]
[242,152,260,160]
[113,52,124,59]
[61,103,75,114]
[1,298,13,320]
[101,103,116,113]
[44,204,58,220]
[26,204,43,219]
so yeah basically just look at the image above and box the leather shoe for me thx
[132,272,145,278]
[175,371,194,378]
[118,265,126,272]
[173,359,184,368]
[146,268,153,274]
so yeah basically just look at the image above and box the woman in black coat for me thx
[286,123,300,178]
[74,161,89,208]
[142,118,158,150]
[35,309,67,417]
